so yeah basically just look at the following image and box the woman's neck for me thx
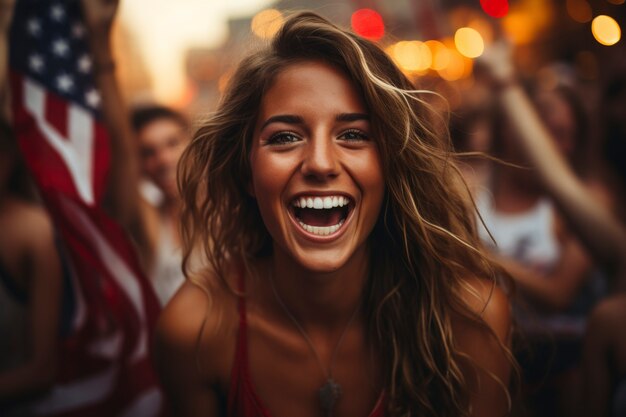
[268,245,368,330]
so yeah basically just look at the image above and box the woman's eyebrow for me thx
[260,113,370,130]
[336,113,370,122]
[260,115,304,130]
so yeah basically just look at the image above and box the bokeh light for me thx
[468,17,495,45]
[566,0,592,23]
[501,0,554,45]
[502,11,536,44]
[479,0,509,18]
[389,41,432,72]
[591,15,621,46]
[425,40,451,71]
[351,9,385,41]
[251,9,284,39]
[437,48,467,81]
[454,27,484,58]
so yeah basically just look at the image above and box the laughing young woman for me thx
[154,12,512,417]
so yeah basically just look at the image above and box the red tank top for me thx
[226,278,385,417]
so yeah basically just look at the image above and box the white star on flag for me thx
[56,73,74,92]
[27,18,42,36]
[51,4,66,21]
[28,54,45,73]
[85,89,101,108]
[52,38,70,57]
[78,55,92,73]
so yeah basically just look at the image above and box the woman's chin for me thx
[284,245,360,275]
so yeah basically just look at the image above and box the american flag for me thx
[8,1,164,416]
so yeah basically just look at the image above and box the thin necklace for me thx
[269,269,361,417]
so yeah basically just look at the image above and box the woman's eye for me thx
[266,132,301,145]
[339,129,369,142]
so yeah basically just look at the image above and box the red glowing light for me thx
[351,9,385,41]
[480,0,509,18]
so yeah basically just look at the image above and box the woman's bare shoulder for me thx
[153,267,241,413]
[156,281,213,348]
[455,276,511,341]
[154,272,239,380]
[156,275,237,346]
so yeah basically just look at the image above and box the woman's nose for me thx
[300,135,340,181]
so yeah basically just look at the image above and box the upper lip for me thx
[288,191,354,200]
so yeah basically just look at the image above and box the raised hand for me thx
[0,0,17,34]
[80,0,119,40]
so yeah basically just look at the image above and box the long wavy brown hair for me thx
[178,11,512,417]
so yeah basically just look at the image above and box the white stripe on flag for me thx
[23,77,95,205]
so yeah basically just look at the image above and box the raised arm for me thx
[80,0,147,238]
[479,42,626,288]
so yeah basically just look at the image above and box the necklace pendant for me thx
[319,378,341,417]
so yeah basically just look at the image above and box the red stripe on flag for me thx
[92,121,111,204]
[45,91,69,139]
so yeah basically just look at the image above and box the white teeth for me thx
[298,220,344,236]
[292,195,351,209]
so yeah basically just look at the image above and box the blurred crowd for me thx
[451,43,626,416]
[1,0,626,416]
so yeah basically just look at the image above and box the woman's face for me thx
[249,60,385,272]
[137,118,189,200]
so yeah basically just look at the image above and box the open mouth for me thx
[290,195,354,237]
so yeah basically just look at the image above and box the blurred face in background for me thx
[138,117,189,201]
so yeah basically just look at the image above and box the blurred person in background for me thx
[581,72,626,417]
[127,105,191,305]
[0,0,68,409]
[478,42,626,417]
[474,62,609,417]
[0,118,68,413]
